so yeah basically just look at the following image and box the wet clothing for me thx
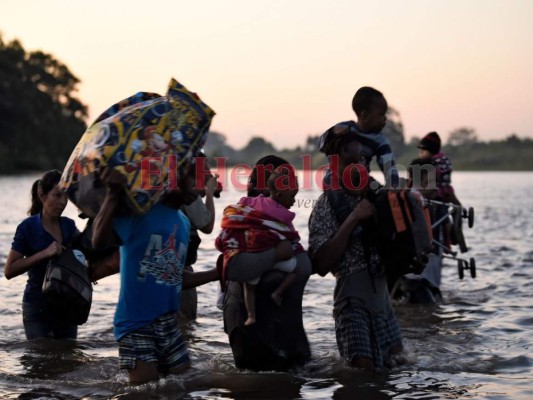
[22,301,77,339]
[335,302,402,365]
[308,192,403,367]
[112,203,190,341]
[11,214,79,339]
[118,312,190,372]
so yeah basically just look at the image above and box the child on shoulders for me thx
[318,86,399,188]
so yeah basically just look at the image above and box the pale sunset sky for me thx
[1,0,532,149]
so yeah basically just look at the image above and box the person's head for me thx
[29,170,67,217]
[320,127,365,163]
[320,130,368,196]
[352,86,388,134]
[247,155,290,197]
[337,140,369,197]
[161,165,199,209]
[408,158,437,199]
[418,131,441,157]
[267,165,299,209]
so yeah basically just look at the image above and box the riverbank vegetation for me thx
[203,130,533,171]
[1,34,531,174]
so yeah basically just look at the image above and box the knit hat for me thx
[418,131,441,154]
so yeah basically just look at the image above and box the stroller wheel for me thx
[458,260,464,280]
[468,207,475,228]
[469,257,476,278]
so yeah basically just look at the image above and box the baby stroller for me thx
[385,191,476,304]
[424,199,476,280]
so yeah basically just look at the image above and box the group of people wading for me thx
[6,86,460,383]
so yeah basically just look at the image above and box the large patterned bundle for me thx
[60,78,215,217]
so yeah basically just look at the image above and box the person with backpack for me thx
[308,131,404,371]
[4,170,80,339]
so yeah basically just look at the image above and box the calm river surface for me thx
[1,171,532,399]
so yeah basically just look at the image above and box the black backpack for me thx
[42,248,93,325]
[369,188,433,284]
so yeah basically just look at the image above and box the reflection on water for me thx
[1,172,532,399]
[18,340,89,378]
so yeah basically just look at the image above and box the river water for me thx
[0,171,532,399]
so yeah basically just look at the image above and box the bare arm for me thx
[447,190,461,206]
[182,267,218,289]
[4,242,63,280]
[312,198,374,277]
[92,168,125,250]
[88,249,120,282]
[197,174,218,234]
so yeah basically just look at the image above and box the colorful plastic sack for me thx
[59,78,215,217]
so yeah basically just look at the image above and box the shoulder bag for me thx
[42,247,93,325]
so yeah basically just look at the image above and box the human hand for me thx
[205,173,219,196]
[43,241,64,258]
[98,167,126,194]
[351,198,375,221]
[214,180,223,198]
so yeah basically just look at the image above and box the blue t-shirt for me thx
[112,203,190,340]
[11,214,78,304]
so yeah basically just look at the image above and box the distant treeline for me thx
[203,130,533,171]
[1,34,531,174]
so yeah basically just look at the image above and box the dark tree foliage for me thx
[447,127,478,146]
[0,35,88,173]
